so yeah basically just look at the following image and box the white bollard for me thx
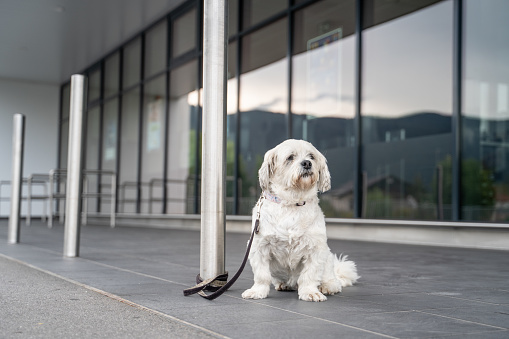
[8,114,25,244]
[63,75,85,257]
[200,0,228,280]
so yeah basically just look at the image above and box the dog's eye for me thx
[287,155,294,162]
[309,154,315,160]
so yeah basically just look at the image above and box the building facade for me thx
[58,0,509,224]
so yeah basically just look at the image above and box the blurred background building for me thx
[1,0,508,231]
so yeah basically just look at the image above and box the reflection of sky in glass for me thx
[363,1,452,118]
[237,38,356,119]
[463,0,509,120]
[239,58,287,114]
[292,36,355,119]
[188,1,459,121]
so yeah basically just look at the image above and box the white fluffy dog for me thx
[242,139,359,302]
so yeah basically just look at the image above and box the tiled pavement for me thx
[1,220,509,338]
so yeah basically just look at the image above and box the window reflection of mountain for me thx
[235,110,509,158]
[237,110,455,174]
[235,110,507,218]
[363,112,452,144]
[239,110,453,148]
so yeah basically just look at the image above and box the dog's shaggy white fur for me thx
[242,139,359,302]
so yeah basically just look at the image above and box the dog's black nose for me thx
[301,160,312,170]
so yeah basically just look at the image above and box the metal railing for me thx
[1,179,49,222]
[0,180,10,216]
[82,169,116,227]
[0,168,118,228]
[48,169,67,227]
[148,178,191,214]
[26,174,50,225]
[118,181,139,213]
[118,179,192,214]
[116,176,242,215]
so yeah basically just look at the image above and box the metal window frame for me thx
[354,0,364,218]
[452,0,463,221]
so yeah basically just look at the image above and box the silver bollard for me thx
[64,75,85,257]
[8,114,25,244]
[200,0,228,280]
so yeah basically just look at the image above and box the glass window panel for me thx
[241,19,287,74]
[228,42,237,83]
[172,8,196,58]
[85,107,100,213]
[462,0,509,222]
[59,121,69,169]
[102,99,118,171]
[104,52,120,98]
[363,0,443,29]
[100,98,118,213]
[61,84,70,120]
[167,60,198,214]
[239,19,288,214]
[119,88,140,213]
[123,38,141,89]
[145,21,167,78]
[292,0,356,218]
[85,107,100,170]
[229,0,238,37]
[88,69,101,102]
[361,0,453,220]
[58,120,69,216]
[141,76,166,213]
[242,0,287,29]
[226,42,238,214]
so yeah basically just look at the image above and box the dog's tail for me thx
[334,254,360,287]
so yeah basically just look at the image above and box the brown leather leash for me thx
[183,196,263,300]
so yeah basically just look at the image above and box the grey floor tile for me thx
[429,289,509,305]
[332,310,504,338]
[436,330,509,338]
[218,318,387,339]
[244,292,401,316]
[351,292,493,312]
[167,302,308,328]
[421,305,509,330]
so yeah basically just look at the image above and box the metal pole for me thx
[353,0,364,218]
[8,114,25,244]
[200,0,228,280]
[64,74,85,257]
[452,0,463,221]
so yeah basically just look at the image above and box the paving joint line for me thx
[427,292,502,306]
[415,309,508,331]
[1,241,192,287]
[0,253,230,339]
[227,295,400,339]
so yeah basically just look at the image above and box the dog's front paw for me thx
[299,291,327,302]
[242,285,270,300]
[299,287,327,301]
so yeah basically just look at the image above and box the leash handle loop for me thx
[183,210,261,300]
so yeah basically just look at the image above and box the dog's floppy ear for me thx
[259,148,277,191]
[317,152,331,193]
